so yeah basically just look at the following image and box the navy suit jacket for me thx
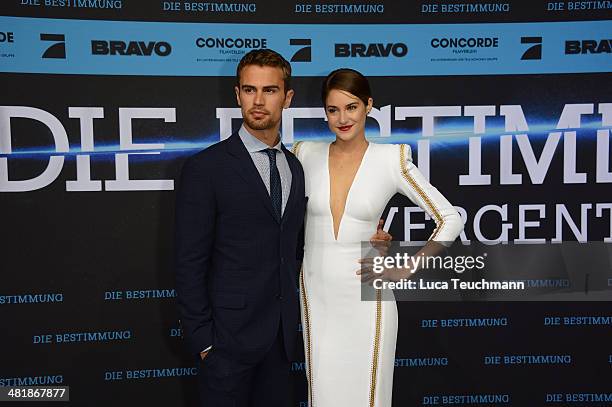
[174,132,306,362]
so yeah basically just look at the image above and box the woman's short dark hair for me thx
[321,68,372,107]
[236,49,292,92]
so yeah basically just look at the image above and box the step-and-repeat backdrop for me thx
[1,1,611,406]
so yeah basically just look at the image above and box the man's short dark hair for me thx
[236,49,292,92]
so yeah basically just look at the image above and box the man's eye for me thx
[265,88,276,93]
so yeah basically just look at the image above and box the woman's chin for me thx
[333,132,361,142]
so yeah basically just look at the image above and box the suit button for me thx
[276,294,283,300]
[281,257,285,264]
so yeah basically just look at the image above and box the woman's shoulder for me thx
[369,142,411,159]
[368,143,414,176]
[290,140,329,160]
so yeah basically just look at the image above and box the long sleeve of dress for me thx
[392,143,463,244]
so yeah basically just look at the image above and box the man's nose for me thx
[253,90,264,105]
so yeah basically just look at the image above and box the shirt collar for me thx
[238,125,283,154]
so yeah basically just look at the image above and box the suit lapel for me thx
[225,132,278,223]
[282,144,300,223]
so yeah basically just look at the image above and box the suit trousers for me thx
[197,324,290,407]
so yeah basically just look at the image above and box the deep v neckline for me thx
[326,142,370,241]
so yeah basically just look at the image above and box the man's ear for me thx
[235,86,241,107]
[283,89,295,109]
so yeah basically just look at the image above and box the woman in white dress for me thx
[292,69,463,407]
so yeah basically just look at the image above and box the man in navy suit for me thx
[174,49,304,407]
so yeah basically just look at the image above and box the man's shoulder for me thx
[186,136,232,165]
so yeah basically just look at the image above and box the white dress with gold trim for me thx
[293,141,463,407]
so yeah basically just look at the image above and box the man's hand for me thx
[357,240,448,285]
[357,219,399,284]
[356,258,412,284]
[369,219,392,257]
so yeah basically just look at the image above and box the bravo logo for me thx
[565,39,612,54]
[91,40,172,56]
[0,107,175,192]
[335,43,408,58]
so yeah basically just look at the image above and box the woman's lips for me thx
[338,125,353,132]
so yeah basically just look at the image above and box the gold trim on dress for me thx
[399,144,445,240]
[291,140,303,157]
[300,270,314,406]
[369,289,382,407]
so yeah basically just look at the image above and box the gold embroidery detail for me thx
[291,141,303,157]
[369,289,382,407]
[399,144,445,240]
[300,270,314,406]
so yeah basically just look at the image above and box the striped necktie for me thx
[263,148,282,221]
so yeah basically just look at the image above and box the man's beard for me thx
[243,111,278,130]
